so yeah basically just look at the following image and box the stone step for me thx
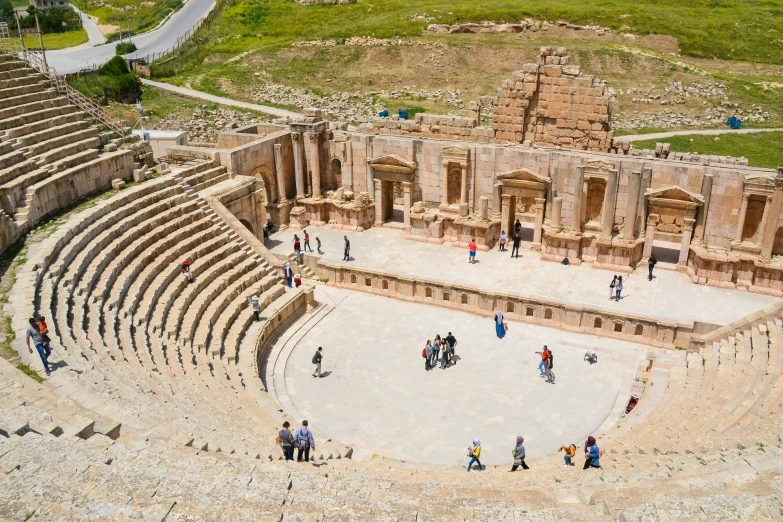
[0,88,55,111]
[0,81,46,100]
[0,94,68,123]
[0,103,78,133]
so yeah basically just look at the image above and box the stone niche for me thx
[645,186,703,243]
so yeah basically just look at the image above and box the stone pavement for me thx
[274,285,644,466]
[267,227,777,326]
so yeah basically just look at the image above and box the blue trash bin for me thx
[398,109,408,120]
[378,109,389,117]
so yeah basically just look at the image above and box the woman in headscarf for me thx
[495,309,505,339]
[284,262,293,288]
[467,439,482,472]
[583,436,601,469]
[510,436,529,471]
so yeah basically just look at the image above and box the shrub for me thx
[115,41,138,55]
[70,56,142,105]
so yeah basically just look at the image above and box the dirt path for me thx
[621,127,783,142]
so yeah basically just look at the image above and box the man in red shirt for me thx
[535,345,550,377]
[468,238,477,264]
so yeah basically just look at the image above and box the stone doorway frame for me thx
[439,146,470,216]
[367,154,417,228]
[495,167,551,248]
[641,185,704,267]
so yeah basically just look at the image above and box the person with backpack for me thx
[535,345,550,377]
[312,347,323,377]
[583,436,601,470]
[423,340,433,371]
[648,253,657,281]
[609,275,617,299]
[294,420,315,463]
[510,436,529,471]
[545,348,554,383]
[558,443,576,467]
[467,439,483,472]
[278,421,295,461]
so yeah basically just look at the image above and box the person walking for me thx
[303,230,313,252]
[278,421,295,461]
[495,309,505,339]
[25,318,50,376]
[467,439,483,472]
[182,259,193,283]
[498,231,507,252]
[545,348,554,383]
[446,332,457,366]
[558,443,576,468]
[615,276,623,302]
[648,253,657,281]
[316,236,323,255]
[293,235,302,263]
[312,347,323,377]
[294,420,315,463]
[609,275,617,299]
[583,436,601,469]
[514,219,522,237]
[536,345,550,377]
[284,262,293,288]
[249,295,260,322]
[468,238,477,264]
[37,315,52,357]
[510,436,529,471]
[343,236,350,261]
[511,233,521,258]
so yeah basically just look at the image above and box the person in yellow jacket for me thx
[467,439,483,472]
[558,443,576,467]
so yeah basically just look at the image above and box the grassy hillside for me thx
[76,0,183,36]
[632,132,783,169]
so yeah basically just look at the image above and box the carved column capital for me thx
[292,132,301,142]
[742,192,751,201]
[307,131,319,143]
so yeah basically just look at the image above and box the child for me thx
[467,439,482,472]
[38,316,52,357]
[182,259,193,283]
[498,231,507,252]
[558,443,576,467]
[294,274,302,288]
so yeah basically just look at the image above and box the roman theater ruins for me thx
[2,41,783,521]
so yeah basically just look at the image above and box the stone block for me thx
[111,179,126,190]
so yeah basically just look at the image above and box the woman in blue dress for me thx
[495,309,505,339]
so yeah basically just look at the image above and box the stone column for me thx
[622,171,641,240]
[366,139,374,201]
[637,168,652,236]
[460,163,468,205]
[292,132,304,199]
[551,197,563,229]
[760,170,783,260]
[492,183,503,219]
[441,161,449,207]
[307,132,321,199]
[533,197,545,246]
[642,214,659,259]
[734,193,750,243]
[692,173,713,244]
[479,196,489,221]
[273,143,286,203]
[571,166,584,232]
[402,182,412,228]
[501,194,513,235]
[678,218,695,265]
[756,195,772,245]
[373,179,384,226]
[601,169,619,239]
[345,140,354,190]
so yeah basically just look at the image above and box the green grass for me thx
[78,0,183,36]
[22,29,89,50]
[632,131,783,169]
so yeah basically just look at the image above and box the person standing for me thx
[284,262,293,288]
[514,219,522,237]
[498,231,507,252]
[535,345,550,377]
[25,318,50,376]
[316,236,323,255]
[545,348,554,383]
[425,340,433,371]
[303,230,313,252]
[343,236,350,262]
[431,338,440,368]
[293,235,302,263]
[510,436,529,471]
[468,238,477,264]
[294,274,302,288]
[583,436,601,469]
[609,275,617,299]
[467,439,483,472]
[495,309,505,339]
[615,276,623,302]
[294,420,315,463]
[249,295,260,322]
[558,443,576,468]
[312,347,323,377]
[648,254,657,281]
[511,233,521,258]
[278,421,295,461]
[445,332,457,366]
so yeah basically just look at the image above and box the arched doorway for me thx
[331,158,342,188]
[250,165,276,204]
[239,219,254,233]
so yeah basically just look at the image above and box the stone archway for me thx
[250,165,276,205]
[331,157,343,188]
[239,218,254,233]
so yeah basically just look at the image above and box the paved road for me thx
[48,0,216,73]
[72,6,105,47]
[141,78,302,119]
[621,127,783,142]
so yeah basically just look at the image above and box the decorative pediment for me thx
[584,160,615,172]
[744,173,777,195]
[441,146,470,161]
[368,154,416,182]
[497,168,551,184]
[368,154,416,171]
[646,185,704,211]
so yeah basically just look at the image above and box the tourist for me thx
[25,318,50,376]
[511,233,521,258]
[37,315,51,357]
[294,420,315,463]
[495,309,505,339]
[545,348,554,383]
[442,341,452,369]
[316,236,323,255]
[278,421,295,461]
[293,234,302,263]
[498,230,507,251]
[284,262,293,288]
[249,295,260,322]
[303,230,313,252]
[467,439,483,472]
[510,436,529,471]
[432,336,440,367]
[468,238,477,264]
[514,219,521,236]
[558,443,576,467]
[182,259,193,283]
[583,436,601,469]
[536,345,550,377]
[424,340,433,371]
[343,236,350,261]
[609,275,617,299]
[294,274,302,288]
[615,276,623,302]
[312,346,323,377]
[266,217,276,233]
[648,253,657,281]
[445,331,457,365]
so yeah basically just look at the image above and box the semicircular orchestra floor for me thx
[269,286,646,466]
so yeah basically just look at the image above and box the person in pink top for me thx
[468,239,477,264]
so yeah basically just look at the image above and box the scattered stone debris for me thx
[251,84,385,122]
[151,105,269,143]
[424,19,612,36]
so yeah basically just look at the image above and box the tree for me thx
[0,0,15,25]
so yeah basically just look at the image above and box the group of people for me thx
[293,230,322,262]
[25,316,53,376]
[535,345,555,383]
[423,332,458,370]
[467,435,601,472]
[277,419,316,462]
[498,219,526,258]
[282,262,303,289]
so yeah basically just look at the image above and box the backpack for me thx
[312,353,318,364]
[422,348,427,359]
[296,429,310,449]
